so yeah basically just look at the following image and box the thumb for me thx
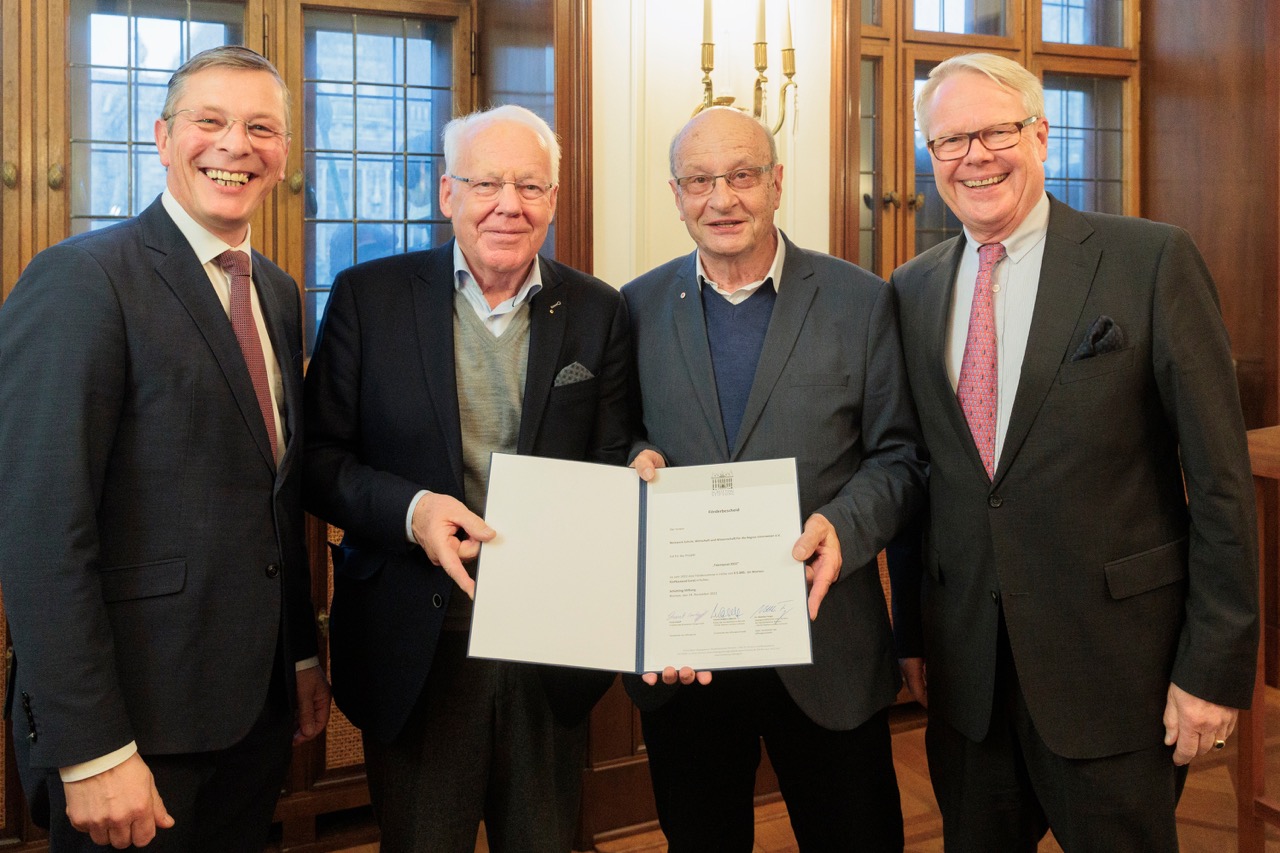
[152,787,175,829]
[458,513,496,543]
[792,527,820,562]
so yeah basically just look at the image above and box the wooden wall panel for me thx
[1141,0,1280,685]
[1140,0,1279,432]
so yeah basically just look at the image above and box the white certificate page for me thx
[469,454,641,672]
[641,458,811,672]
[469,454,811,673]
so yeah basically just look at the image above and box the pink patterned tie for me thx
[217,250,278,462]
[957,242,1006,479]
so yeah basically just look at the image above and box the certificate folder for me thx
[468,453,813,673]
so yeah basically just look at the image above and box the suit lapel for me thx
[996,200,1100,483]
[671,252,730,459]
[731,233,815,460]
[517,258,566,454]
[140,200,276,472]
[412,243,465,491]
[253,256,300,471]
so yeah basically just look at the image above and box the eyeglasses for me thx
[165,108,291,145]
[927,116,1039,161]
[673,165,773,196]
[448,175,555,202]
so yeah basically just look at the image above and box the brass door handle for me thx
[906,192,925,210]
[882,191,902,209]
[48,163,64,190]
[289,170,304,194]
[1,162,15,189]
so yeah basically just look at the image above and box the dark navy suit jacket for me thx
[304,242,631,742]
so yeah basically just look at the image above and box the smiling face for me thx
[438,120,557,296]
[926,70,1049,244]
[154,67,289,246]
[669,109,782,288]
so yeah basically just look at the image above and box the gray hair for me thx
[162,45,291,132]
[915,53,1044,142]
[668,106,778,177]
[442,105,561,184]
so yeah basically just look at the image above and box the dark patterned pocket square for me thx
[554,361,595,386]
[1071,315,1126,362]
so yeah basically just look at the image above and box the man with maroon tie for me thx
[0,45,328,851]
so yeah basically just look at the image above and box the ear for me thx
[771,163,784,210]
[1034,117,1050,163]
[155,119,172,168]
[276,138,291,183]
[545,183,559,224]
[439,174,455,219]
[669,179,687,222]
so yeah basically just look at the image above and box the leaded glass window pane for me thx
[303,11,455,351]
[1043,73,1123,213]
[914,0,1006,36]
[1042,0,1124,47]
[68,0,243,234]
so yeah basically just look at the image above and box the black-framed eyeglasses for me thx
[448,175,555,202]
[927,116,1039,161]
[164,108,291,145]
[673,165,773,196]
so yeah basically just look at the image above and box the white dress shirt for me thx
[944,194,1050,471]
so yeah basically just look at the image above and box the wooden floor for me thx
[339,689,1280,853]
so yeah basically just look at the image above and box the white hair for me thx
[915,53,1044,141]
[441,104,561,184]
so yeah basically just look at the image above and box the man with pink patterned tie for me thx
[889,52,1258,851]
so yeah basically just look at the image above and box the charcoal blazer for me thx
[304,241,631,743]
[889,196,1259,759]
[622,232,927,730]
[0,197,316,773]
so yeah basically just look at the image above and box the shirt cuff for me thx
[60,742,138,783]
[406,489,429,543]
[295,656,321,672]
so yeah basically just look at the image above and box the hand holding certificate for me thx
[468,454,813,673]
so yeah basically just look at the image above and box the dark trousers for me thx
[640,667,904,853]
[361,631,588,853]
[36,672,294,853]
[926,618,1187,853]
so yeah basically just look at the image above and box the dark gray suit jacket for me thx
[889,196,1258,759]
[304,242,631,743]
[0,197,317,771]
[622,232,926,730]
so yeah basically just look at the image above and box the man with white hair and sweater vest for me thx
[304,104,630,851]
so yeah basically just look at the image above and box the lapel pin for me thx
[680,292,686,299]
[549,300,562,314]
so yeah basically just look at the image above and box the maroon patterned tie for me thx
[957,242,1006,479]
[217,250,278,462]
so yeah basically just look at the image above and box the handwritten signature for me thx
[752,600,793,619]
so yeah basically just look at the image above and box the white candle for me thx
[756,0,766,43]
[704,0,713,42]
[782,0,793,50]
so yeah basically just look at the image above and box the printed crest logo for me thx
[711,470,734,496]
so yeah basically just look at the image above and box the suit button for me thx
[432,593,443,608]
[988,494,1003,508]
[265,563,280,578]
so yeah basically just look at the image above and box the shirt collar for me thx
[161,188,252,263]
[696,227,787,297]
[451,240,543,308]
[962,193,1050,263]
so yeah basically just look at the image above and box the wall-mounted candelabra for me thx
[696,0,798,136]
